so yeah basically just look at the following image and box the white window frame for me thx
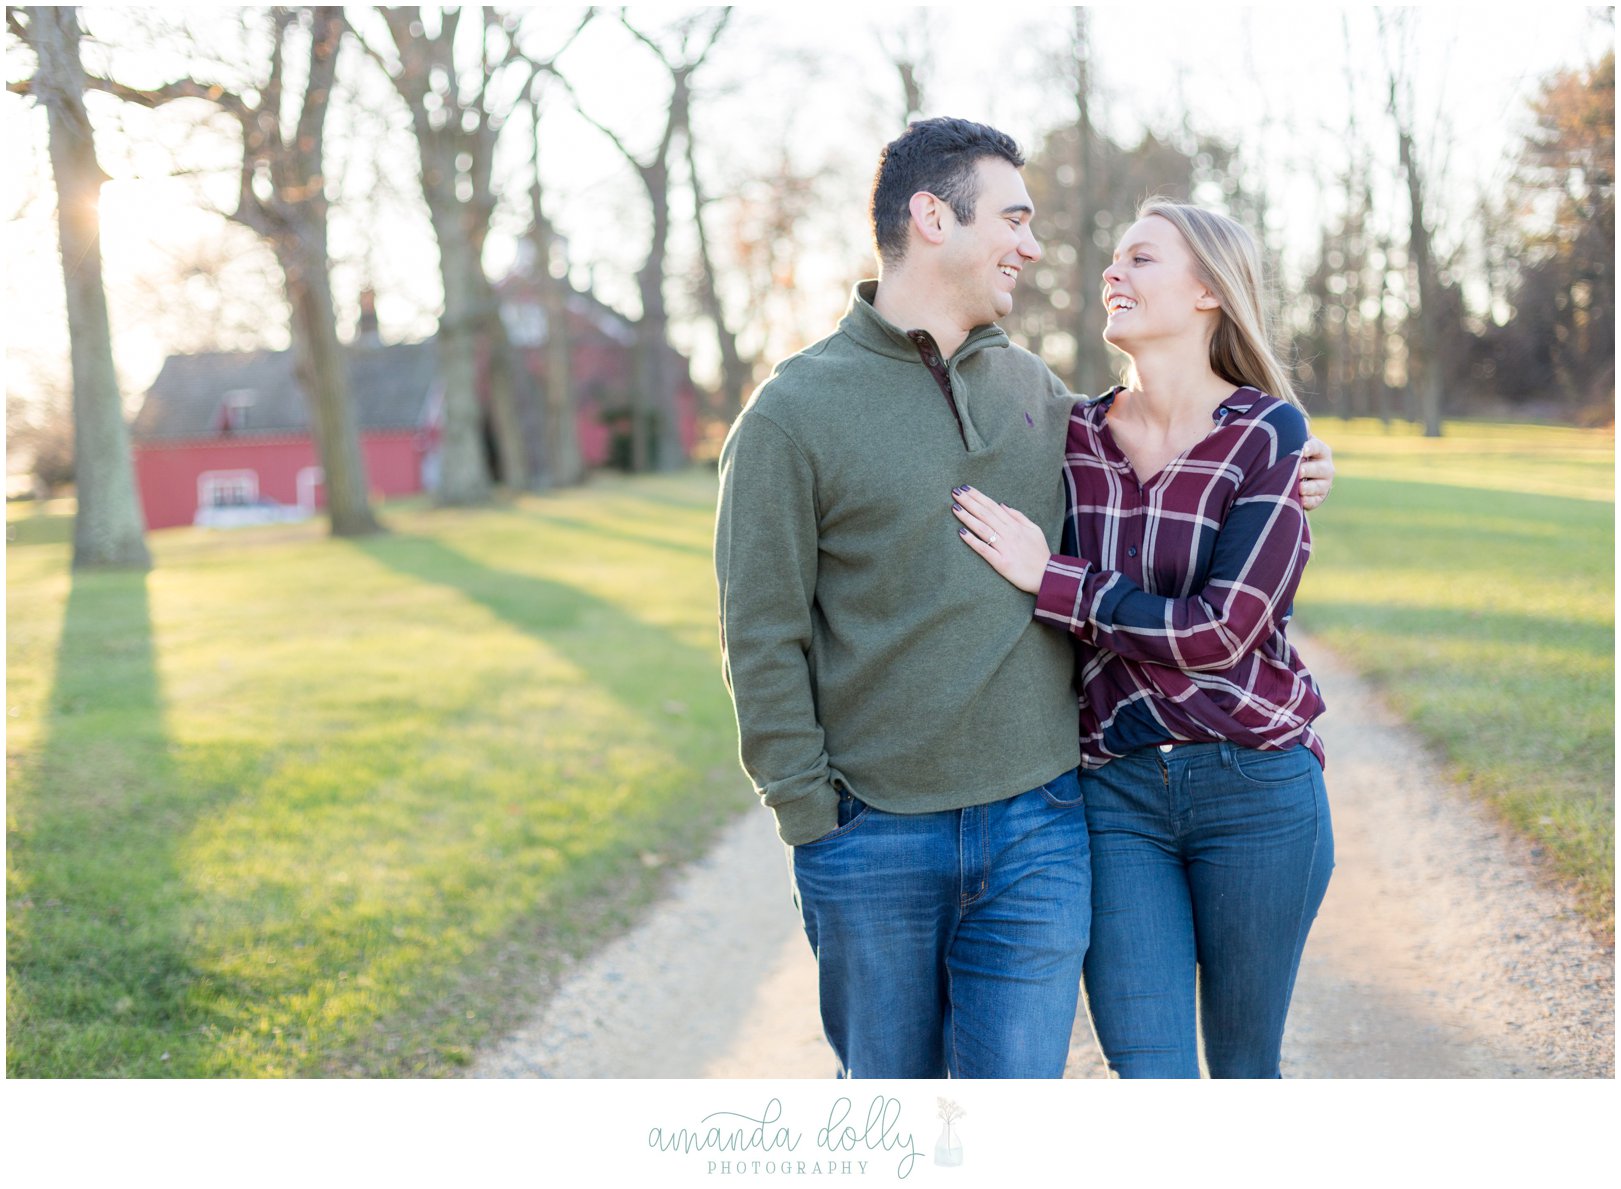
[198,469,258,508]
[296,466,324,512]
[221,388,256,430]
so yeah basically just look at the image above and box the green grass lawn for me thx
[6,472,751,1077]
[1297,418,1614,931]
[8,421,1613,1077]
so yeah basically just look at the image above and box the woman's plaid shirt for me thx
[1033,386,1326,770]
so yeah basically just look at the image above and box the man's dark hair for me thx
[869,117,1025,266]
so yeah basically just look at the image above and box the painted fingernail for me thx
[958,528,967,537]
[952,503,963,513]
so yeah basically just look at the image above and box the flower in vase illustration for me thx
[934,1097,966,1167]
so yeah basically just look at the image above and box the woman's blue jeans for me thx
[788,771,1091,1079]
[1081,742,1333,1079]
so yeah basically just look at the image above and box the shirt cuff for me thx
[770,784,842,847]
[1034,554,1091,628]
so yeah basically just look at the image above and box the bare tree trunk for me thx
[29,6,150,569]
[274,10,380,537]
[1341,16,1375,421]
[634,160,672,473]
[529,177,583,487]
[358,7,594,501]
[541,277,581,486]
[1395,121,1445,438]
[58,6,382,537]
[1370,229,1395,425]
[876,19,932,126]
[485,319,528,492]
[686,134,752,425]
[634,97,684,473]
[419,189,494,502]
[423,157,527,497]
[1070,8,1107,392]
[1382,13,1445,437]
[485,309,537,489]
[551,9,729,472]
[1335,243,1356,419]
[1349,190,1375,419]
[281,233,377,535]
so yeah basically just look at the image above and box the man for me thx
[714,118,1332,1079]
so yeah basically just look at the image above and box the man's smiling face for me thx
[938,156,1042,331]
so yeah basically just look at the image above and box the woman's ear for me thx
[1194,287,1222,311]
[908,191,948,246]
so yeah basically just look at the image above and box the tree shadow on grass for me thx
[590,472,720,512]
[5,507,76,548]
[351,532,724,724]
[348,532,782,1076]
[7,570,223,1077]
[507,508,712,560]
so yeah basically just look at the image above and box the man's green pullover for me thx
[715,282,1082,846]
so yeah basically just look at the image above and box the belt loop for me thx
[1218,741,1235,768]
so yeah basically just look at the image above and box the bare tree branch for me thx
[357,4,577,499]
[553,7,732,470]
[541,8,596,68]
[440,4,461,57]
[293,9,342,170]
[72,72,249,120]
[546,66,644,169]
[688,7,732,72]
[618,7,675,70]
[344,11,401,83]
[260,7,292,150]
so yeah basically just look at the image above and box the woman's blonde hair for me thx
[1130,197,1303,412]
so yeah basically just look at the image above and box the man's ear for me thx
[908,191,949,247]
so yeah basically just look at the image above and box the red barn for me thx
[130,285,702,530]
[131,341,437,530]
[495,277,703,470]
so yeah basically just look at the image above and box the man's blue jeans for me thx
[1081,741,1333,1078]
[787,771,1091,1079]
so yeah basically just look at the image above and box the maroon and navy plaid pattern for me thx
[1034,386,1326,770]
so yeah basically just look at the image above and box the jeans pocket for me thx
[796,788,872,847]
[1039,769,1086,808]
[1230,746,1315,786]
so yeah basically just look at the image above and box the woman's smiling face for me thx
[1100,214,1219,352]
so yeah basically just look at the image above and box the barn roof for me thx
[132,340,439,441]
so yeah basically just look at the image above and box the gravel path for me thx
[470,631,1613,1079]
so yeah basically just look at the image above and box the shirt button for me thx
[1126,546,1138,558]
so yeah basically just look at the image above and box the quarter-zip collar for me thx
[841,281,1011,452]
[840,280,1010,364]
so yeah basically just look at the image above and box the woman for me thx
[950,198,1332,1078]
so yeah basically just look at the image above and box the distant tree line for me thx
[879,10,1613,430]
[1294,48,1614,428]
[5,7,1613,569]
